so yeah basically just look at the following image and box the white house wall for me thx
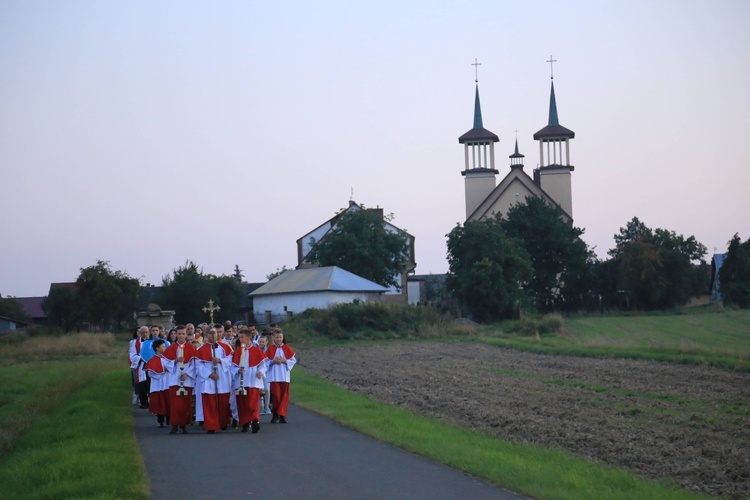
[253,291,383,317]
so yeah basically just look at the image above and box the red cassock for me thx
[145,355,169,416]
[163,342,198,426]
[196,342,232,431]
[232,345,267,426]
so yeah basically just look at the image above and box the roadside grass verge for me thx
[480,309,750,371]
[292,367,704,500]
[0,367,147,499]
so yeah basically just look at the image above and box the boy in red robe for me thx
[145,339,170,427]
[265,330,296,424]
[163,325,197,434]
[231,328,267,433]
[196,328,233,433]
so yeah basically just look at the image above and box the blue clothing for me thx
[140,339,171,363]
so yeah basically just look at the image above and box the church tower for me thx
[459,84,499,220]
[533,61,575,218]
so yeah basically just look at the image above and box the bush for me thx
[282,302,465,341]
[513,313,566,339]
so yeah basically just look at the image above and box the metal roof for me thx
[250,266,388,297]
[458,85,499,144]
[533,81,575,139]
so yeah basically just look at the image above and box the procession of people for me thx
[128,321,296,434]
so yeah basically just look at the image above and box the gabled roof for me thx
[250,266,388,297]
[466,167,572,223]
[14,297,46,319]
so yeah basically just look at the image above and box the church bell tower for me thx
[459,81,499,220]
[533,57,575,218]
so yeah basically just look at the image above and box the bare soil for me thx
[299,342,750,498]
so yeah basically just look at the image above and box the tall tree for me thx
[719,233,750,308]
[43,287,85,332]
[501,197,594,312]
[76,260,140,330]
[306,207,409,289]
[446,216,532,321]
[606,218,707,309]
[157,261,213,325]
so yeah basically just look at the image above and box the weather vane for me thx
[547,55,557,80]
[202,299,221,325]
[472,58,481,83]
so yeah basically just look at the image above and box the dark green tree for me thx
[212,275,245,323]
[42,287,85,332]
[446,217,532,322]
[0,294,31,322]
[719,233,750,308]
[76,260,140,330]
[306,207,409,289]
[605,218,707,309]
[232,264,244,282]
[500,197,594,312]
[157,261,213,325]
[266,265,291,281]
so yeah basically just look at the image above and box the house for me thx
[460,65,575,224]
[296,200,417,304]
[249,266,388,325]
[13,296,47,324]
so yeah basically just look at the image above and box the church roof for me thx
[466,167,572,223]
[533,81,575,139]
[250,266,388,296]
[459,85,499,144]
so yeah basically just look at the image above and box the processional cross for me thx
[202,299,221,325]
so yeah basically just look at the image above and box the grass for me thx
[292,367,704,500]
[0,368,147,498]
[480,309,750,370]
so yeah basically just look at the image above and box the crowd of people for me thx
[128,321,296,434]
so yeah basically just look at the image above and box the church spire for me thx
[548,81,559,126]
[473,84,484,129]
[509,137,525,169]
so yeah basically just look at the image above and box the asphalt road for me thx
[135,403,524,499]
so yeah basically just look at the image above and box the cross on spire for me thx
[472,58,482,83]
[547,55,557,80]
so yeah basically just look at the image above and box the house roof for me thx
[14,297,46,319]
[250,266,388,297]
[533,81,575,140]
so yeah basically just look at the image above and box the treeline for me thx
[446,198,748,321]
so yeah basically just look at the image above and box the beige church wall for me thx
[473,178,537,221]
[464,172,496,219]
[538,170,572,218]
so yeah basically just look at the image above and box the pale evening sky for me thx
[1,1,749,297]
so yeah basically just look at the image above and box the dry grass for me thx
[0,332,118,365]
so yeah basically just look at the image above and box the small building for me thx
[0,314,32,333]
[711,254,726,304]
[249,266,388,325]
[10,296,47,324]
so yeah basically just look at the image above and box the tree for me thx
[43,287,85,332]
[232,264,244,282]
[77,260,140,330]
[266,265,291,281]
[605,218,707,309]
[157,261,213,325]
[0,294,30,322]
[446,216,532,322]
[720,233,750,308]
[500,197,594,312]
[305,207,409,289]
[157,261,247,324]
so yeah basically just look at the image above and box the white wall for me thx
[253,291,383,317]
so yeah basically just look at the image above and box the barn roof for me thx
[250,266,388,297]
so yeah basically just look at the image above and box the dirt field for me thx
[299,342,750,498]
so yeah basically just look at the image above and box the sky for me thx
[2,0,749,298]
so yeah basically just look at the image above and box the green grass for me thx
[480,309,750,370]
[0,367,147,499]
[292,367,705,500]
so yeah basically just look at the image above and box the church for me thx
[459,65,576,225]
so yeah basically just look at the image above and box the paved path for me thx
[135,404,524,499]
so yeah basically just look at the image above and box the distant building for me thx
[711,254,726,304]
[296,200,417,304]
[249,266,388,325]
[460,71,575,224]
[0,314,32,333]
[14,296,47,324]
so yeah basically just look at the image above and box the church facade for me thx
[459,75,576,225]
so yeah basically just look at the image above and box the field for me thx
[300,338,750,498]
